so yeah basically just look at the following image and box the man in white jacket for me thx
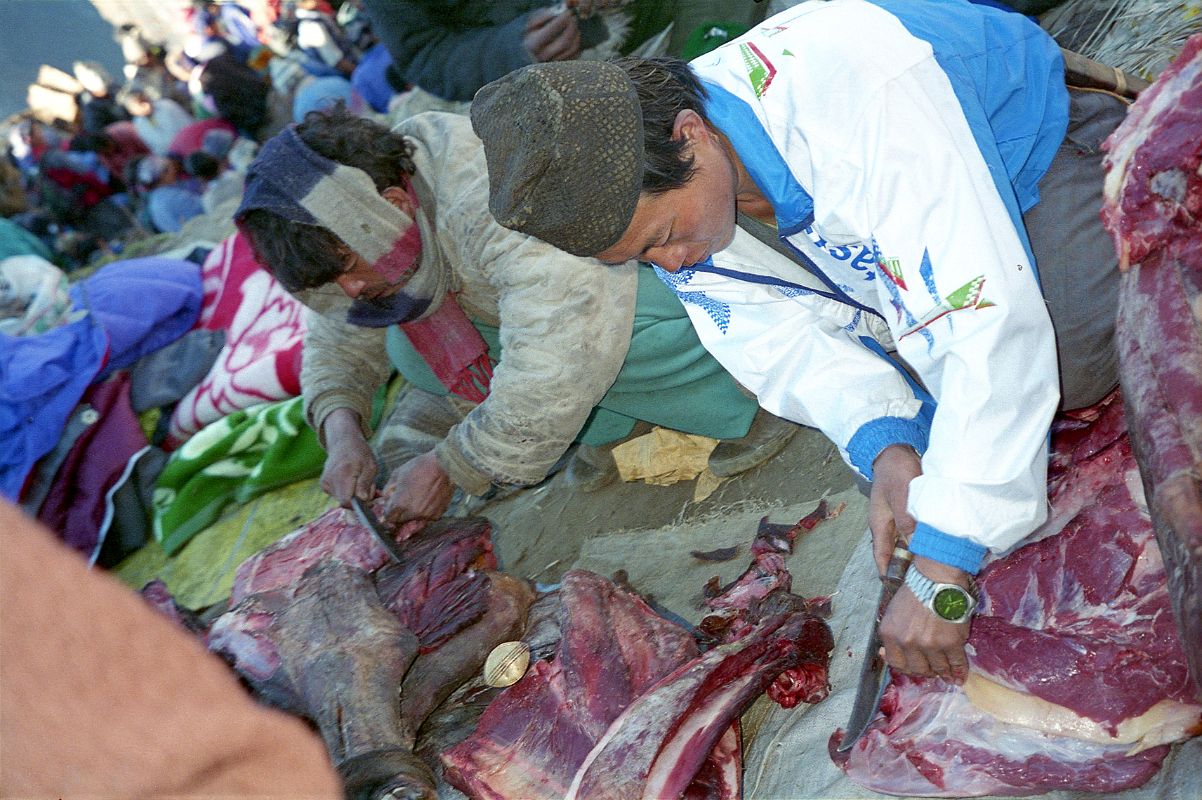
[471,0,1126,683]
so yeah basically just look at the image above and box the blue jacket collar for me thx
[700,79,814,235]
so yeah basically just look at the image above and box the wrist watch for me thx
[904,566,978,623]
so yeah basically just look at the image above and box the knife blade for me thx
[351,495,406,563]
[836,543,913,753]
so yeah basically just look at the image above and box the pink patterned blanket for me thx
[166,233,306,447]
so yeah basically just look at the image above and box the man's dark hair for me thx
[200,53,270,136]
[613,57,709,195]
[238,104,416,292]
[184,150,220,180]
[68,132,114,154]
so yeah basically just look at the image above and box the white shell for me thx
[483,641,531,688]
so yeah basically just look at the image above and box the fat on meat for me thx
[833,394,1202,797]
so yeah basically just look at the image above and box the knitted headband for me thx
[236,125,426,289]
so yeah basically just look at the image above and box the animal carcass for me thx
[207,508,532,800]
[1102,32,1202,689]
[442,557,832,800]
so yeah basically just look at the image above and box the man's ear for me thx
[672,109,711,148]
[380,185,417,218]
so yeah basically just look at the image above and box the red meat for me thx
[1103,32,1202,689]
[442,555,833,799]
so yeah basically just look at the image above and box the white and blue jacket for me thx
[663,0,1070,573]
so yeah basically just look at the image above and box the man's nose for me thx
[335,273,367,299]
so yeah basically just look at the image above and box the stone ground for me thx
[478,424,862,591]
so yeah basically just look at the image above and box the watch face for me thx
[933,586,969,621]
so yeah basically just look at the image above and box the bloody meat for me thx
[206,512,531,800]
[442,555,833,800]
[1102,32,1202,690]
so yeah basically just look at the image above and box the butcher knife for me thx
[351,495,406,563]
[836,543,913,753]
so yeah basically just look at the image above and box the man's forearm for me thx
[319,406,364,449]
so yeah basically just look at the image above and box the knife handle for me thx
[882,545,913,591]
[873,545,912,622]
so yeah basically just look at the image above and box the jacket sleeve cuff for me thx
[846,416,929,480]
[909,523,988,575]
[434,437,494,497]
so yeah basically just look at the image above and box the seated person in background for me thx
[360,0,764,102]
[8,118,64,181]
[115,23,194,112]
[291,0,362,78]
[184,0,262,67]
[73,61,130,134]
[121,86,194,156]
[335,0,377,53]
[196,52,273,139]
[95,122,151,184]
[167,115,237,159]
[192,128,253,213]
[235,106,797,532]
[38,144,128,242]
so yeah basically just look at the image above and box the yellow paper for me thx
[612,427,719,486]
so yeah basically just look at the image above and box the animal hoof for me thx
[339,748,437,800]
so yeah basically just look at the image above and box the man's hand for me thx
[880,556,972,684]
[523,7,582,63]
[320,408,377,506]
[379,450,455,539]
[868,444,922,573]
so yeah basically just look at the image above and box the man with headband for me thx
[236,105,799,533]
[469,3,1125,686]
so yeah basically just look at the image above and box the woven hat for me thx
[470,61,643,257]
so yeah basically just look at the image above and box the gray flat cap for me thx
[470,61,643,257]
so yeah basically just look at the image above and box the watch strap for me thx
[904,565,977,623]
[904,565,938,606]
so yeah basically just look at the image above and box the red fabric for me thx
[37,373,146,560]
[42,164,113,209]
[372,187,423,282]
[400,294,493,403]
[101,121,151,182]
[168,117,236,158]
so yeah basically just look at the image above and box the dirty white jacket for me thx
[298,112,638,494]
[666,0,1072,573]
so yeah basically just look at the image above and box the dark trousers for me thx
[1023,87,1128,410]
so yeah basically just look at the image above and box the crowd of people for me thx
[1,0,383,271]
[1,0,771,272]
